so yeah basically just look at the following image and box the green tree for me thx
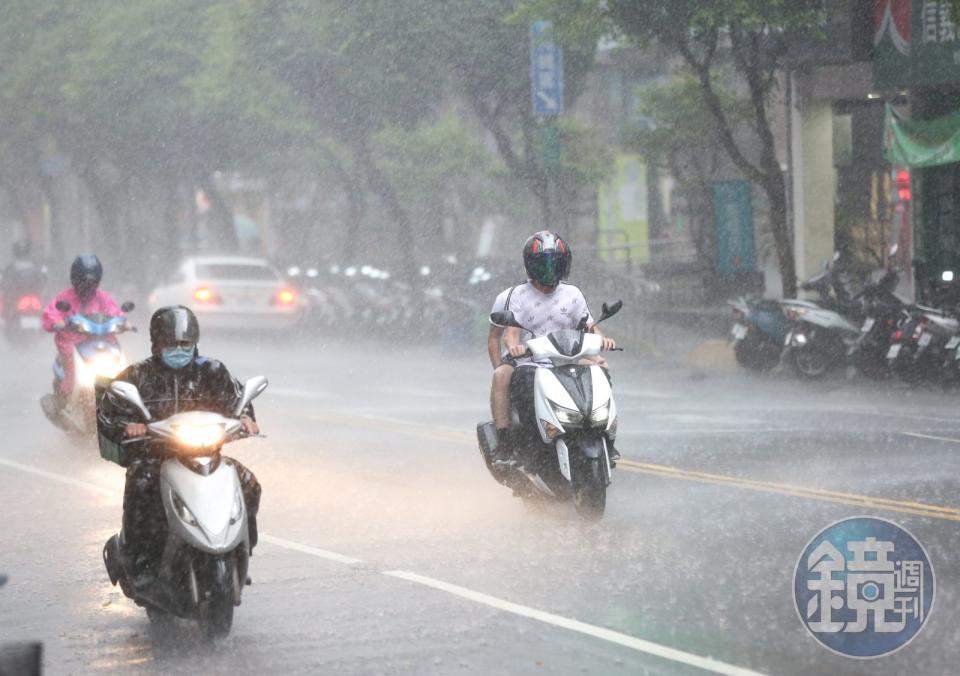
[430,0,602,228]
[626,73,751,269]
[603,0,827,297]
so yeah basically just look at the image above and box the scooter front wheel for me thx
[198,558,235,640]
[789,346,831,379]
[573,460,606,521]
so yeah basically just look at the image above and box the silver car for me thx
[148,256,304,330]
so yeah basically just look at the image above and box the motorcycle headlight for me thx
[591,401,611,427]
[551,403,584,426]
[171,491,199,527]
[172,423,225,449]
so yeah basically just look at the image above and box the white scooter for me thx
[101,376,267,639]
[477,301,621,520]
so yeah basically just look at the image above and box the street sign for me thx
[530,21,564,116]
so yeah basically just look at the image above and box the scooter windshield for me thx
[547,329,585,357]
[71,313,124,336]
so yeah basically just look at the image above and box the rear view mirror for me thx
[490,311,521,328]
[600,300,623,321]
[235,376,269,417]
[55,300,71,312]
[121,301,135,313]
[108,381,152,421]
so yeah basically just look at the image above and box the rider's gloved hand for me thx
[240,416,259,435]
[125,423,147,438]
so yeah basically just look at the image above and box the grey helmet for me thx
[149,305,200,354]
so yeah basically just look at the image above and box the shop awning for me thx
[884,104,960,168]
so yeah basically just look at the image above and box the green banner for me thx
[884,103,960,167]
[713,181,756,273]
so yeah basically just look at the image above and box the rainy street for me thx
[2,330,960,675]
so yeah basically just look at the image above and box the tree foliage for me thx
[603,0,826,297]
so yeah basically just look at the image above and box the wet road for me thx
[2,330,960,675]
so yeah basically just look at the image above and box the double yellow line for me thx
[618,460,960,522]
[306,408,960,522]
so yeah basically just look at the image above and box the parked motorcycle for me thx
[781,298,861,379]
[728,297,788,371]
[476,301,622,521]
[40,300,135,435]
[101,376,268,639]
[847,267,904,379]
[886,303,960,383]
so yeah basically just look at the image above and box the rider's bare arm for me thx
[487,325,504,369]
[589,323,617,351]
[504,326,527,358]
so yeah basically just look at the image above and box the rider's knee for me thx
[492,363,514,389]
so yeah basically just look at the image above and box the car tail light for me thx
[194,287,221,304]
[274,289,297,306]
[15,294,42,312]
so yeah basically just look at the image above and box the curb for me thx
[686,340,737,371]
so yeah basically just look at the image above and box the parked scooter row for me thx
[728,247,960,383]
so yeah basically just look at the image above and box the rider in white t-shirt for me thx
[489,231,615,467]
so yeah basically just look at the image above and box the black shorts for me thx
[509,366,538,430]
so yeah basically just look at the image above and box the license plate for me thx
[887,343,902,359]
[918,332,933,347]
[861,318,875,333]
[732,324,748,339]
[947,337,960,350]
[19,316,41,329]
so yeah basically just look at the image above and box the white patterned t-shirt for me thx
[495,281,594,365]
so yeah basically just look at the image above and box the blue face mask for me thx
[161,345,194,369]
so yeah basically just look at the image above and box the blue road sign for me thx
[530,21,564,116]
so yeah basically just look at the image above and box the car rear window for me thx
[196,264,281,281]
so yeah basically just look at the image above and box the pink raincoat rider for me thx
[42,282,121,396]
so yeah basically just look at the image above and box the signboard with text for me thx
[530,21,564,116]
[875,0,960,87]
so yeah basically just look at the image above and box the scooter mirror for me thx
[108,381,153,421]
[599,300,623,321]
[121,301,135,313]
[55,300,71,312]
[490,311,521,328]
[235,375,269,417]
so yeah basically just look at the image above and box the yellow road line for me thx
[618,460,960,522]
[305,410,960,522]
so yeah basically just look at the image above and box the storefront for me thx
[875,0,960,294]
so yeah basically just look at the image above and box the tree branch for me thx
[674,32,765,186]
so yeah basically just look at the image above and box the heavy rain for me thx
[1,1,959,674]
